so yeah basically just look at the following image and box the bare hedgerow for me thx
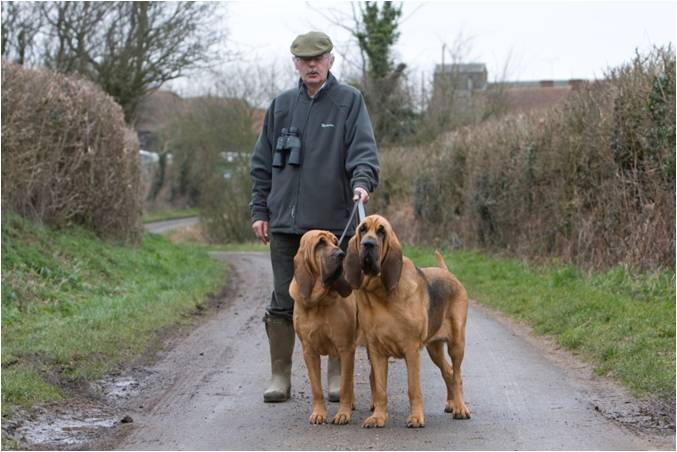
[1,62,142,242]
[411,46,674,270]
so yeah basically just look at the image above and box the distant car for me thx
[139,149,160,164]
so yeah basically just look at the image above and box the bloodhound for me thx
[289,230,357,425]
[344,215,470,428]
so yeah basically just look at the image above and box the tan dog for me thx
[344,215,470,428]
[289,230,357,425]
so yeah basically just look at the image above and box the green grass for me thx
[405,246,675,398]
[143,207,199,223]
[1,213,227,412]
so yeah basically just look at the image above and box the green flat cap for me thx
[290,31,333,57]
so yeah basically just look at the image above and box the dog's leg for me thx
[404,349,425,428]
[332,349,355,425]
[426,341,455,414]
[362,350,388,428]
[447,325,470,419]
[302,350,327,424]
[367,348,375,411]
[366,348,387,412]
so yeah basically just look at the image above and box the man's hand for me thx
[252,220,269,245]
[353,187,369,204]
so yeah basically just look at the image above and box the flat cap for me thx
[290,31,333,58]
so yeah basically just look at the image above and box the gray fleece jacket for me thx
[249,72,379,236]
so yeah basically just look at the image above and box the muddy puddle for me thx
[3,373,147,450]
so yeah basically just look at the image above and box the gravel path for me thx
[112,252,673,450]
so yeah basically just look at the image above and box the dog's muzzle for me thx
[323,249,345,286]
[360,239,380,276]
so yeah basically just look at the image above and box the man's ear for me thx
[343,235,363,289]
[381,236,402,293]
[293,250,315,299]
[331,276,353,298]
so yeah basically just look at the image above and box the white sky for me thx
[171,0,676,94]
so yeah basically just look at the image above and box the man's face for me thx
[294,53,334,90]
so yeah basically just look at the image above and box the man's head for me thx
[291,31,335,94]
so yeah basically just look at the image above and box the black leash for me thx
[337,200,365,248]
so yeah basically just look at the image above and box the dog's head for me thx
[293,230,352,300]
[344,215,402,293]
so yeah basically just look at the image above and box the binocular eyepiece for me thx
[273,127,302,168]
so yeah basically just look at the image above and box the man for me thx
[249,31,379,403]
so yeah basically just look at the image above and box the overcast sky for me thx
[170,1,675,95]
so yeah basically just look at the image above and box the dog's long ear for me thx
[343,235,363,289]
[331,275,353,298]
[293,249,315,300]
[381,235,402,293]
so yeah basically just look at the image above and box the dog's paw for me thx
[445,402,471,419]
[406,413,425,428]
[332,410,351,425]
[362,414,386,428]
[309,411,327,425]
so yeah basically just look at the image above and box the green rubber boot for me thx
[327,355,341,403]
[263,316,295,403]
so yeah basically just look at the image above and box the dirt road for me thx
[144,217,199,234]
[102,251,672,450]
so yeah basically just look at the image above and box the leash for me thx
[337,200,365,248]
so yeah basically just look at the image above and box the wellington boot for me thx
[263,316,295,403]
[327,355,341,403]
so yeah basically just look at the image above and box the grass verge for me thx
[143,207,199,223]
[405,246,675,399]
[1,213,228,414]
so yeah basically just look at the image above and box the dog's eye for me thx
[377,225,385,236]
[359,224,368,234]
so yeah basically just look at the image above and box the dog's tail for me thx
[434,249,448,271]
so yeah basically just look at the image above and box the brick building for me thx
[432,63,586,115]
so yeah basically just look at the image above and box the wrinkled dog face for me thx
[357,217,387,276]
[344,215,403,292]
[294,230,346,299]
[313,232,345,287]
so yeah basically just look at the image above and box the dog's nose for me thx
[334,249,345,259]
[362,238,376,249]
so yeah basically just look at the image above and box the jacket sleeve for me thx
[344,91,380,193]
[249,101,275,223]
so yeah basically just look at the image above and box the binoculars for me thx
[273,127,302,168]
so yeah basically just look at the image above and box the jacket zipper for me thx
[292,96,315,229]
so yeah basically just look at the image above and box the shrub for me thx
[408,46,675,270]
[158,96,257,242]
[1,62,142,242]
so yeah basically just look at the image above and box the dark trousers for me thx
[266,232,351,321]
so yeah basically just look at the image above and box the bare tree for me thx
[1,1,43,65]
[310,2,420,146]
[3,1,227,123]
